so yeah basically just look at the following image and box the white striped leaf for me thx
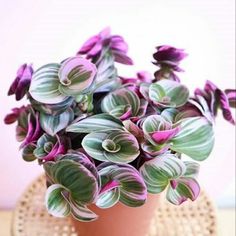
[93,52,120,92]
[123,120,144,139]
[31,96,74,116]
[40,108,74,136]
[184,161,200,178]
[44,159,99,204]
[68,198,98,222]
[139,153,186,194]
[170,117,215,161]
[139,83,150,100]
[56,152,100,184]
[66,113,124,133]
[149,80,189,107]
[161,108,179,123]
[101,88,141,119]
[96,188,120,209]
[58,57,97,96]
[157,80,189,107]
[45,184,71,218]
[98,163,147,207]
[109,104,132,119]
[82,130,140,163]
[22,143,37,162]
[141,140,170,156]
[142,115,180,146]
[166,177,200,205]
[29,63,68,104]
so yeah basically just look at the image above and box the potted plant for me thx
[5,27,235,236]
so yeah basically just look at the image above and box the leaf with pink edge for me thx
[97,163,147,207]
[166,177,200,205]
[171,117,215,161]
[40,108,74,136]
[139,153,186,194]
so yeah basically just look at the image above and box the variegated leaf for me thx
[142,115,180,145]
[149,83,168,105]
[96,188,120,209]
[141,140,170,156]
[157,80,189,107]
[123,120,144,139]
[93,52,120,92]
[149,80,189,107]
[139,153,186,193]
[40,108,74,136]
[58,57,97,96]
[45,184,71,218]
[171,117,215,161]
[82,130,140,163]
[29,63,68,104]
[31,96,74,116]
[22,143,37,162]
[56,152,100,184]
[69,198,98,222]
[66,113,124,133]
[161,108,179,123]
[166,177,200,205]
[98,163,147,207]
[44,160,99,204]
[101,88,140,118]
[184,161,200,178]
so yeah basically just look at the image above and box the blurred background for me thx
[0,0,235,209]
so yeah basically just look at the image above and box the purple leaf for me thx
[150,127,180,144]
[225,89,236,108]
[8,64,33,101]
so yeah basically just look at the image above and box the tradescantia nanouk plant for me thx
[5,27,236,222]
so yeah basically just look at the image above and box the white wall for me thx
[0,0,235,209]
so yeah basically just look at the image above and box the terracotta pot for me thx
[71,194,160,236]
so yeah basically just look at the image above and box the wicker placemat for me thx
[12,175,218,236]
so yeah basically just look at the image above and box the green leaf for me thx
[69,198,98,222]
[149,83,167,104]
[93,52,120,92]
[22,143,37,162]
[139,153,186,194]
[31,96,74,116]
[45,184,71,218]
[40,108,74,136]
[142,115,180,146]
[58,57,97,96]
[82,131,140,163]
[148,80,189,107]
[101,88,140,118]
[166,177,200,205]
[184,161,200,178]
[157,80,189,107]
[29,63,68,104]
[96,188,120,209]
[44,160,99,204]
[171,117,215,161]
[161,108,179,123]
[98,163,147,207]
[66,113,124,133]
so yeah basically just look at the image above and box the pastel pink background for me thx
[0,0,235,209]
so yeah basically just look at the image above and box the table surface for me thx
[0,209,235,236]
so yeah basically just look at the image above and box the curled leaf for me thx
[97,163,147,207]
[82,130,140,163]
[171,117,215,161]
[40,108,74,136]
[66,113,124,133]
[58,57,97,96]
[29,63,67,104]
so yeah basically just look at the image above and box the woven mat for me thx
[12,175,218,236]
